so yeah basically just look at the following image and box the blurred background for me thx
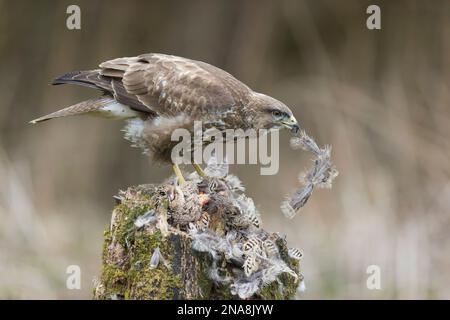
[1,0,449,299]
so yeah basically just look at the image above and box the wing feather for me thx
[54,54,253,118]
[99,53,252,117]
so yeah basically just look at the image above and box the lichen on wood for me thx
[93,172,304,300]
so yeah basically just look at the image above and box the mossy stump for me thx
[93,182,302,300]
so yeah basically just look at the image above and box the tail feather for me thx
[49,69,152,115]
[29,96,115,124]
[51,70,105,90]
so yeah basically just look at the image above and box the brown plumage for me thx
[30,53,300,180]
[158,182,205,227]
[29,96,116,123]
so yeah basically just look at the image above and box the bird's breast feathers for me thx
[92,101,142,119]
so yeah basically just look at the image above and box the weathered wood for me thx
[93,180,303,300]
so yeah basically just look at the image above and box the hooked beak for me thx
[281,115,300,134]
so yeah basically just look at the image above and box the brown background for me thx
[0,0,449,299]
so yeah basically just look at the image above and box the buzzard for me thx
[30,53,299,183]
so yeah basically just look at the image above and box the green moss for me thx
[128,268,182,300]
[100,264,128,297]
[259,281,284,300]
[212,283,233,300]
[95,230,127,299]
[195,254,214,299]
[114,203,153,248]
[95,184,302,300]
[258,242,301,300]
[98,197,185,299]
[126,230,184,299]
[258,270,299,299]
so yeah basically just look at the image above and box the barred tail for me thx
[29,96,115,124]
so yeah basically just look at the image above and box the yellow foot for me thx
[172,164,186,185]
[192,162,206,177]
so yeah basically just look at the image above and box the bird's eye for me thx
[272,110,282,118]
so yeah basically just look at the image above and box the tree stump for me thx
[93,176,303,300]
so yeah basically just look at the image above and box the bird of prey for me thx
[30,53,299,183]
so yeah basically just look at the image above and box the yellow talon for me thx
[172,164,186,185]
[192,162,205,177]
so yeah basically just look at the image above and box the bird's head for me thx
[248,92,299,134]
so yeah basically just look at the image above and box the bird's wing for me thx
[99,53,252,117]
